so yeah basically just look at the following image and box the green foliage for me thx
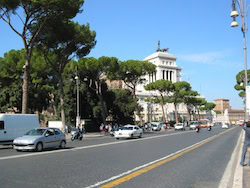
[234,69,250,98]
[214,110,221,114]
[0,0,85,113]
[169,81,191,104]
[112,60,156,91]
[106,89,136,124]
[144,80,174,94]
[77,56,119,125]
[0,49,53,113]
[204,102,216,111]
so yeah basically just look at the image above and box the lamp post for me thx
[231,0,249,120]
[75,75,80,129]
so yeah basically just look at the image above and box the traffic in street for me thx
[0,125,241,188]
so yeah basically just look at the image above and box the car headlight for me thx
[25,140,35,144]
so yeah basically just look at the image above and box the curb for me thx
[218,129,243,188]
[232,131,244,188]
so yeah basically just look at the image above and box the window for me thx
[46,129,55,136]
[0,121,4,130]
[55,129,61,135]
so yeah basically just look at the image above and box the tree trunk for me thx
[98,94,107,127]
[174,103,178,124]
[132,87,143,125]
[161,103,166,122]
[186,106,191,121]
[198,110,201,120]
[58,76,66,133]
[96,81,107,127]
[22,55,31,114]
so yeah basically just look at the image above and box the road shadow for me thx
[0,146,13,150]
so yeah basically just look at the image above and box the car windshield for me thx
[190,121,198,125]
[120,127,133,130]
[25,129,46,136]
[200,121,208,125]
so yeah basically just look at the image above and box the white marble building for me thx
[135,43,184,122]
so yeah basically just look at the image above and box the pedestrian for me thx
[240,120,250,166]
[100,123,104,133]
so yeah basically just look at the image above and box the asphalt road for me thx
[0,126,241,188]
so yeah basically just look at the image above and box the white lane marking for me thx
[85,128,235,188]
[0,127,233,161]
[218,129,243,188]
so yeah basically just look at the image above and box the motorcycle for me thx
[71,129,83,141]
[195,126,200,133]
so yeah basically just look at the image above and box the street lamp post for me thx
[231,0,249,120]
[75,75,81,129]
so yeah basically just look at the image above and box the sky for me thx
[0,0,248,109]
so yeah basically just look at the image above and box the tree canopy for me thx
[0,0,85,113]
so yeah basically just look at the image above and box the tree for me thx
[106,89,136,124]
[169,81,191,124]
[0,0,84,113]
[111,60,156,125]
[36,20,96,132]
[0,49,53,113]
[183,90,199,121]
[234,69,250,98]
[192,98,207,120]
[144,80,174,122]
[78,57,119,127]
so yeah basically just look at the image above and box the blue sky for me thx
[0,0,248,109]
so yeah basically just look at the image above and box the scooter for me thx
[195,126,200,133]
[71,129,83,141]
[207,126,212,131]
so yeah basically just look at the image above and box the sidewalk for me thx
[243,143,250,188]
[221,130,250,188]
[233,130,250,188]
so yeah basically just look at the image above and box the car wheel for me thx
[60,140,66,149]
[36,142,43,152]
[116,138,119,140]
[16,149,22,152]
[131,134,134,138]
[139,133,142,138]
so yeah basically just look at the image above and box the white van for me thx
[0,114,40,145]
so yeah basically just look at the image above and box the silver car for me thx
[13,128,66,152]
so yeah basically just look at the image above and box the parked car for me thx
[189,121,199,130]
[114,125,143,139]
[222,123,229,129]
[151,122,161,131]
[174,123,185,131]
[13,128,66,152]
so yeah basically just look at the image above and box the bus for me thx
[199,119,211,128]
